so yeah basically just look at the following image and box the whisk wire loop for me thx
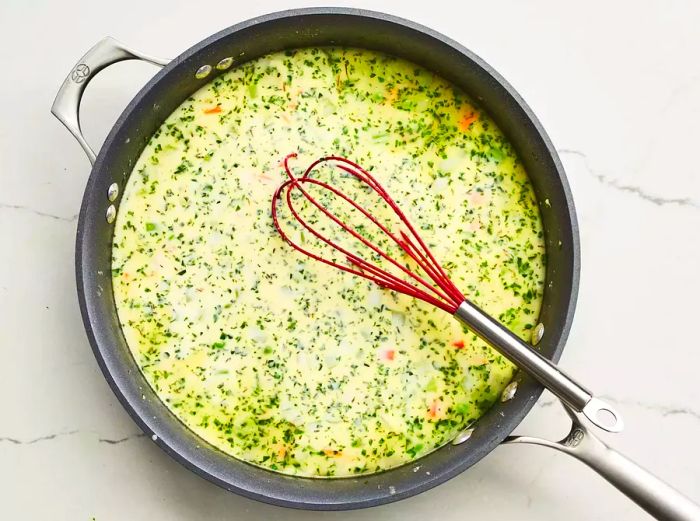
[271,153,465,313]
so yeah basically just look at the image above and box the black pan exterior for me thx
[76,8,579,510]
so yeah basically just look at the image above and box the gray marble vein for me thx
[537,395,700,423]
[557,149,699,209]
[0,430,146,445]
[599,395,700,422]
[98,433,147,445]
[0,202,78,223]
[0,430,79,445]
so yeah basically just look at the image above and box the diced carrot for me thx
[452,339,465,349]
[277,445,287,459]
[203,106,222,114]
[386,87,399,104]
[458,111,479,131]
[380,348,395,361]
[323,449,342,457]
[428,399,443,419]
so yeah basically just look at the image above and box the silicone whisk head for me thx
[271,154,465,313]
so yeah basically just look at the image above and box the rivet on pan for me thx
[451,427,474,445]
[106,205,116,224]
[195,64,212,79]
[216,57,233,70]
[107,183,119,202]
[532,323,545,345]
[500,381,518,402]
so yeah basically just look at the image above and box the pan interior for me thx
[111,45,546,479]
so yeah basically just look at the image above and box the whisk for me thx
[271,153,622,433]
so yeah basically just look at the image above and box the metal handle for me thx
[505,401,700,521]
[51,36,169,164]
[455,300,623,432]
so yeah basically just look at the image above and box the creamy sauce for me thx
[112,48,545,477]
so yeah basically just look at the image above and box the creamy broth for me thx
[112,48,545,477]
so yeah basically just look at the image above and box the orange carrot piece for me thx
[203,106,222,114]
[452,339,465,349]
[380,348,396,361]
[458,111,479,131]
[386,87,399,104]
[428,399,442,419]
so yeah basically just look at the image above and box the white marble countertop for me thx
[1,0,699,519]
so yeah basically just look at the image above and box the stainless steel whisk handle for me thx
[454,300,623,433]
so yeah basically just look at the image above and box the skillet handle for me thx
[505,400,700,520]
[51,36,169,164]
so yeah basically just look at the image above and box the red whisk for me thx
[271,153,622,433]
